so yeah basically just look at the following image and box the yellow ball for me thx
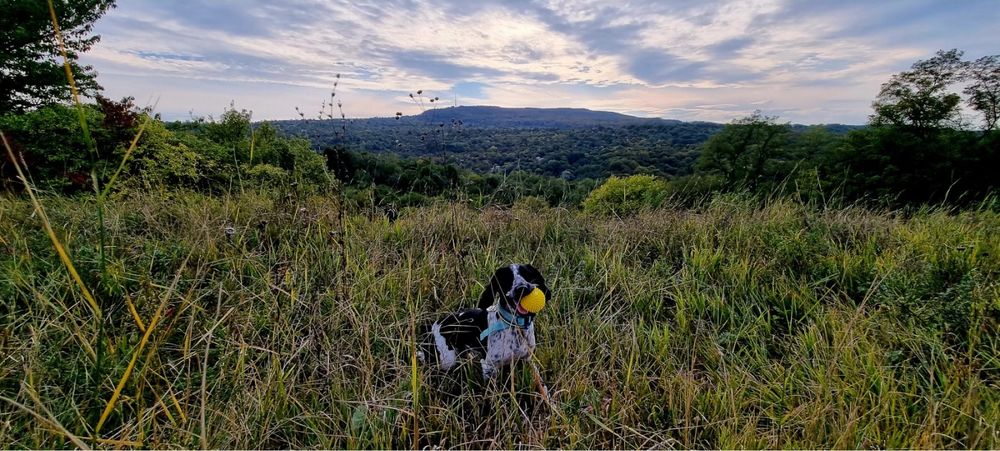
[519,287,546,313]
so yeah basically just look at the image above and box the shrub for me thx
[132,120,226,189]
[285,139,330,188]
[244,163,290,189]
[513,195,550,211]
[0,103,104,191]
[583,174,668,216]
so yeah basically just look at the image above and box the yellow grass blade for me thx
[2,132,102,319]
[248,119,255,164]
[169,390,188,423]
[46,0,82,108]
[95,307,161,434]
[155,392,177,426]
[410,314,419,450]
[95,257,189,434]
[46,0,98,157]
[124,294,147,333]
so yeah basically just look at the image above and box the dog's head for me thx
[498,264,550,324]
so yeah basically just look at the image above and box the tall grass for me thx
[1,192,997,448]
[0,6,996,447]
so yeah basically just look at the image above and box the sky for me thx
[79,0,998,124]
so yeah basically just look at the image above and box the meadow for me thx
[3,1,999,448]
[1,190,997,448]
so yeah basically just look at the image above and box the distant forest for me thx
[272,106,859,180]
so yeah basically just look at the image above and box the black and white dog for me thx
[420,264,550,379]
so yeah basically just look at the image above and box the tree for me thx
[695,111,791,190]
[204,105,252,150]
[832,49,1000,205]
[0,0,115,113]
[870,49,967,132]
[963,55,1000,130]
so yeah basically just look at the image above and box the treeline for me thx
[688,49,999,207]
[586,49,999,214]
[1,100,328,194]
[323,145,598,208]
[275,106,871,182]
[275,117,722,180]
[0,100,598,209]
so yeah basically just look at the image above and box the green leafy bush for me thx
[285,139,330,188]
[244,163,290,189]
[0,103,104,191]
[132,120,225,189]
[583,174,668,216]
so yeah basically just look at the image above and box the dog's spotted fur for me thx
[480,305,536,378]
[421,264,549,379]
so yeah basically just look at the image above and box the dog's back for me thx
[419,306,536,379]
[418,308,487,369]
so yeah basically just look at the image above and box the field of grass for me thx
[1,191,998,448]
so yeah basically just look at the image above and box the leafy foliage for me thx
[0,103,103,191]
[964,55,1000,130]
[1,103,331,194]
[583,174,669,216]
[695,111,792,191]
[870,49,967,131]
[690,50,1000,207]
[0,0,115,112]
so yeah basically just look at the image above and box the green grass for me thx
[0,191,998,448]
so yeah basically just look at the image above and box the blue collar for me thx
[479,306,528,341]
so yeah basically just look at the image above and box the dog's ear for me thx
[478,266,514,310]
[518,264,544,284]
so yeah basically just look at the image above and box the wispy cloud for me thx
[80,0,998,123]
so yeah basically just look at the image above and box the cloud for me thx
[707,37,755,59]
[627,51,707,85]
[79,0,999,124]
[389,50,507,81]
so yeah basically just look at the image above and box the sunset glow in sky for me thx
[81,0,998,124]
